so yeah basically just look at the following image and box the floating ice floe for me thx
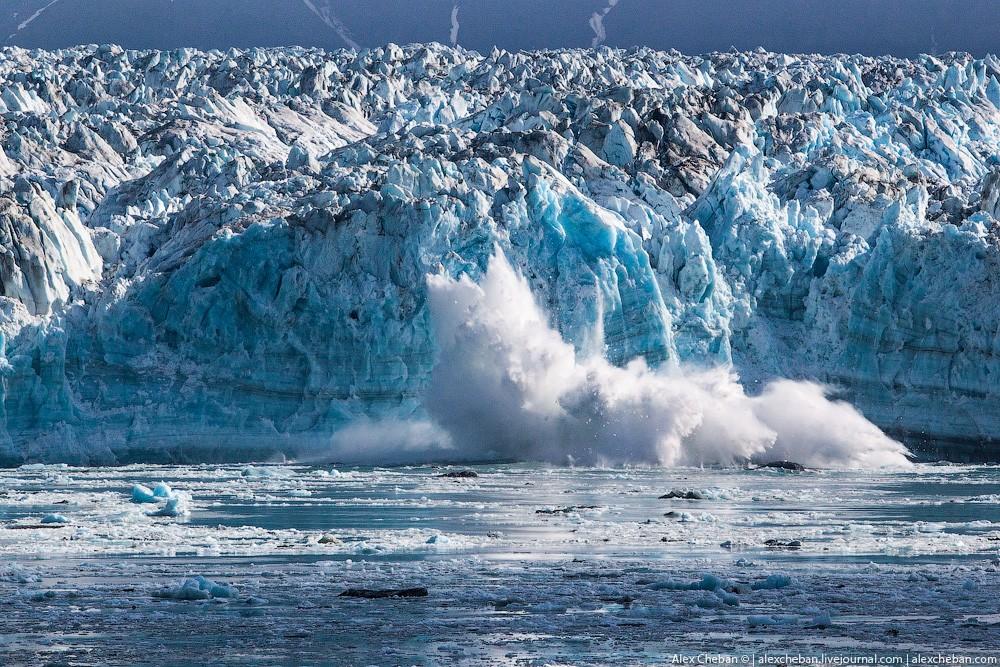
[0,563,42,583]
[747,614,800,627]
[130,482,191,517]
[152,576,237,601]
[146,494,190,518]
[751,574,794,590]
[130,484,158,504]
[152,482,172,498]
[241,466,296,479]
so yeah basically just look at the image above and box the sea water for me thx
[0,463,997,665]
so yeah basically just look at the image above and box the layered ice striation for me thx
[0,43,999,463]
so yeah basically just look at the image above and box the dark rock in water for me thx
[339,587,428,599]
[493,597,522,610]
[664,511,680,518]
[599,595,635,607]
[758,461,807,471]
[764,539,802,550]
[659,490,704,500]
[7,524,66,530]
[439,470,478,478]
[536,505,600,515]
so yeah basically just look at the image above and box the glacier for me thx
[0,43,999,464]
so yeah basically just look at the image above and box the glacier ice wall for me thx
[0,43,999,463]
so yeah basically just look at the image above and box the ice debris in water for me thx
[0,563,42,583]
[152,576,237,601]
[131,484,158,504]
[809,611,833,628]
[40,514,68,524]
[751,574,794,590]
[649,574,738,596]
[146,494,190,518]
[748,614,800,627]
[131,481,190,517]
[241,466,295,479]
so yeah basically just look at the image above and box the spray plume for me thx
[589,0,621,47]
[7,0,61,43]
[450,2,461,46]
[420,250,911,469]
[302,0,360,50]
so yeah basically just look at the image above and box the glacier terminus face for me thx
[1,43,999,464]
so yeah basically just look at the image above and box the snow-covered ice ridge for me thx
[1,43,1000,464]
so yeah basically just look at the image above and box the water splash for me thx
[424,250,912,469]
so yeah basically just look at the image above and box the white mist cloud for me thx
[424,250,912,469]
[589,0,621,48]
[450,2,461,46]
[302,0,359,50]
[7,0,61,42]
[327,418,454,465]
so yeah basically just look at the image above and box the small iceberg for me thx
[152,482,172,498]
[153,576,237,601]
[130,481,191,517]
[147,494,190,518]
[131,484,158,504]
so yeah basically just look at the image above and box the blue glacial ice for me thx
[152,576,237,601]
[0,44,998,463]
[130,484,158,504]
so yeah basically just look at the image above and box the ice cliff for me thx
[0,43,999,464]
